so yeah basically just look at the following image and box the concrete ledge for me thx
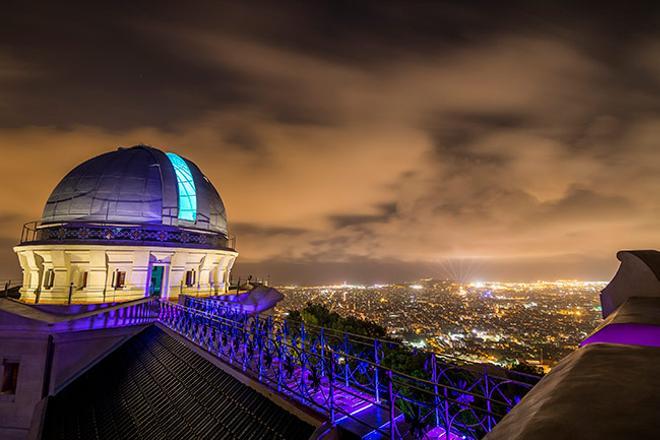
[0,296,157,324]
[484,343,660,440]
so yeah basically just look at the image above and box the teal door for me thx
[149,266,164,297]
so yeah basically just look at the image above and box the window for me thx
[166,152,197,222]
[43,269,55,290]
[1,361,19,395]
[112,271,126,289]
[185,269,196,287]
[79,271,88,289]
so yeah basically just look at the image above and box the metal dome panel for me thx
[186,159,228,234]
[41,145,228,235]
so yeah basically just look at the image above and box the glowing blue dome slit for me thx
[166,152,197,221]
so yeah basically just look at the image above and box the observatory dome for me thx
[41,145,227,235]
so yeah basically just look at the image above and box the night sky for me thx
[1,1,659,283]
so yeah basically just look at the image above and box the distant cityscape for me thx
[274,279,605,372]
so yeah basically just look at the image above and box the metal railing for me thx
[186,296,538,377]
[19,220,236,250]
[161,297,538,439]
[20,221,39,244]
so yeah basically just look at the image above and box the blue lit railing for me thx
[160,297,538,439]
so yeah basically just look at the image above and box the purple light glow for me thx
[581,323,660,348]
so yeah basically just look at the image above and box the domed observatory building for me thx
[13,145,237,304]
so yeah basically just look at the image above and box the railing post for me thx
[343,334,349,387]
[374,339,381,403]
[300,322,307,396]
[388,369,395,440]
[444,387,451,440]
[277,347,284,393]
[484,367,492,432]
[257,318,264,382]
[329,351,336,425]
[432,354,440,428]
[241,314,248,372]
[320,327,326,377]
[228,321,236,366]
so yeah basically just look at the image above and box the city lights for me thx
[275,279,605,370]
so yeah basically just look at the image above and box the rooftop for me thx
[42,325,317,440]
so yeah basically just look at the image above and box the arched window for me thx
[43,269,55,290]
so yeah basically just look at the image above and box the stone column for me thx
[14,249,43,302]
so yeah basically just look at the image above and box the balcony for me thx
[18,220,237,251]
[160,296,539,439]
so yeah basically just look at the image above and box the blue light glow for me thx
[166,152,197,221]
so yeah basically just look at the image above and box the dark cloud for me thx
[329,202,398,229]
[428,111,531,153]
[539,187,635,222]
[223,128,264,152]
[231,222,309,237]
[1,2,660,282]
